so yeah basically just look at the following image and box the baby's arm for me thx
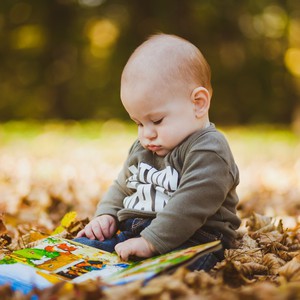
[76,215,117,241]
[115,237,157,261]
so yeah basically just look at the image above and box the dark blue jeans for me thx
[74,218,152,253]
[74,218,226,271]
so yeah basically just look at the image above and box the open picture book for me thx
[0,236,221,294]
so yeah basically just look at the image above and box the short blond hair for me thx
[122,33,212,96]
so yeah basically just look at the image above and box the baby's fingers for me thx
[82,223,97,240]
[76,229,85,238]
[115,243,130,261]
[91,225,105,241]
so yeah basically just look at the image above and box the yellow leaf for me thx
[52,211,77,235]
[52,225,65,235]
[61,211,77,228]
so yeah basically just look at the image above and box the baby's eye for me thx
[133,120,143,127]
[153,118,163,125]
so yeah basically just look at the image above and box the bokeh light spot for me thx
[78,0,105,7]
[86,19,119,57]
[284,48,300,77]
[11,25,45,49]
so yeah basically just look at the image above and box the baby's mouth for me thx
[147,145,161,152]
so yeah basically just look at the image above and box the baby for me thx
[76,33,241,271]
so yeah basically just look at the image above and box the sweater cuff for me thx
[141,228,170,254]
[94,207,118,219]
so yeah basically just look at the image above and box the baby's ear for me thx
[191,87,211,118]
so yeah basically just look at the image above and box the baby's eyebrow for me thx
[148,111,164,118]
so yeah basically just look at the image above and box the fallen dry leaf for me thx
[0,214,7,236]
[263,253,286,275]
[278,254,300,282]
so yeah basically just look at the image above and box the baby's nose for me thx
[143,126,157,139]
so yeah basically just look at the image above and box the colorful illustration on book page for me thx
[56,260,129,282]
[34,237,120,262]
[10,237,126,273]
[11,244,80,272]
[56,260,106,280]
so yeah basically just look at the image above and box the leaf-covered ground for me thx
[1,121,300,299]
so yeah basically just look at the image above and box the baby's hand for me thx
[115,237,156,261]
[76,215,117,241]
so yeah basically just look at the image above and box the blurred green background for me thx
[1,0,300,125]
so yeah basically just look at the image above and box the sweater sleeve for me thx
[95,141,139,218]
[141,149,235,254]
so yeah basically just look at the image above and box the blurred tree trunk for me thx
[42,0,77,118]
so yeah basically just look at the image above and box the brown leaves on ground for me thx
[1,187,300,300]
[1,212,300,299]
[213,213,300,288]
[0,211,88,252]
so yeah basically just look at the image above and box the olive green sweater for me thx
[96,123,241,254]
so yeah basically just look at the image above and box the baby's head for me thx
[120,33,212,156]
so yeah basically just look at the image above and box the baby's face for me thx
[121,78,202,156]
